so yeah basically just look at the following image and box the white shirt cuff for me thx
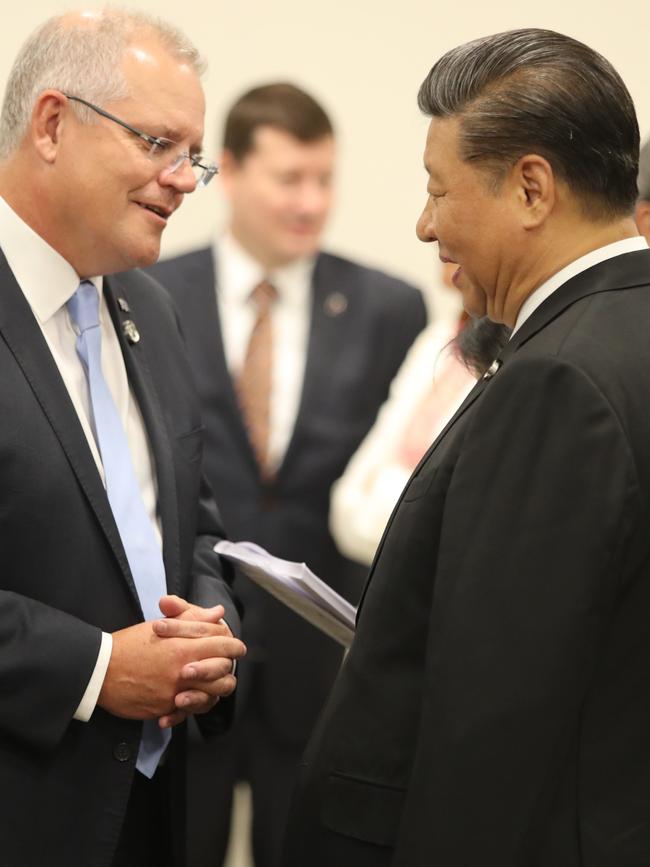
[73,631,113,722]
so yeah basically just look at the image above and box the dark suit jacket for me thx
[149,247,427,744]
[0,255,240,867]
[281,250,650,867]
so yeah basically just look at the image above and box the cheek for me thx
[253,188,288,224]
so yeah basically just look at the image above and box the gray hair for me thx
[0,8,206,159]
[418,28,639,219]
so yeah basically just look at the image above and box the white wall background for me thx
[3,0,649,297]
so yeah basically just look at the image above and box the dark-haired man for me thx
[281,29,650,867]
[149,82,426,867]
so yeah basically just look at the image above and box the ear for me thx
[635,200,650,245]
[31,90,67,163]
[511,153,555,229]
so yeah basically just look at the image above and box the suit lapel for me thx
[0,253,141,599]
[104,275,181,596]
[276,255,348,481]
[202,251,263,479]
[355,375,491,620]
[356,248,650,623]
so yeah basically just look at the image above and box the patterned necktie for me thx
[67,280,170,778]
[236,280,278,478]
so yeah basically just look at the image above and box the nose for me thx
[297,180,330,218]
[159,157,197,194]
[416,197,437,243]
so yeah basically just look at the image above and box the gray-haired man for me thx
[0,9,244,866]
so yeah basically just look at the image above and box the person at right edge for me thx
[281,28,650,867]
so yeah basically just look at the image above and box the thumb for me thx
[158,595,190,618]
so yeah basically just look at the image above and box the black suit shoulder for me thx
[316,250,421,293]
[114,264,184,318]
[315,250,426,316]
[147,247,214,305]
[150,246,425,315]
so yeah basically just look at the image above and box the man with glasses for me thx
[0,9,243,867]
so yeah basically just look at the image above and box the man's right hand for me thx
[97,620,246,720]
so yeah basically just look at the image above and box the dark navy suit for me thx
[149,247,426,867]
[0,257,240,867]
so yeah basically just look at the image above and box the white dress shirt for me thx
[513,236,649,334]
[330,319,476,564]
[215,234,315,469]
[0,196,162,722]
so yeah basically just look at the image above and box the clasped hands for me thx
[98,594,246,729]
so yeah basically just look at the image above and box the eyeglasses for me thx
[64,94,218,189]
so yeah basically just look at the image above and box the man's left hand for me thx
[152,594,245,727]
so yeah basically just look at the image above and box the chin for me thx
[287,239,319,260]
[459,286,487,319]
[130,242,162,269]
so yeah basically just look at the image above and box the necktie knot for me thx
[67,280,100,334]
[250,280,278,315]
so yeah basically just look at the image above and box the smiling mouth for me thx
[137,202,171,220]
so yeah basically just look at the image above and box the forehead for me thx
[117,37,205,141]
[247,126,335,168]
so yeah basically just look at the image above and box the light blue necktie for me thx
[67,280,170,778]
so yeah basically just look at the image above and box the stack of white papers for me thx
[214,540,356,648]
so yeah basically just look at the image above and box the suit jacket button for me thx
[113,742,133,762]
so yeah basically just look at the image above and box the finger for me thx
[192,636,246,661]
[175,674,237,707]
[169,635,245,661]
[174,690,221,713]
[159,596,226,623]
[152,618,229,639]
[159,710,187,728]
[181,656,234,682]
[158,595,190,618]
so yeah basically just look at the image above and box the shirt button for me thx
[113,742,133,762]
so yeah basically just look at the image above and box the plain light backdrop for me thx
[3,0,649,296]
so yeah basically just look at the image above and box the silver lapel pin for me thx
[483,358,501,380]
[117,297,131,313]
[122,319,140,344]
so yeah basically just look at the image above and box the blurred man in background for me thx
[149,82,427,867]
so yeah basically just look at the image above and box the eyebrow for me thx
[155,125,204,155]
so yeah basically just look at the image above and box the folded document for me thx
[214,540,356,648]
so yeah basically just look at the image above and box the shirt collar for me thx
[215,232,315,307]
[512,236,649,335]
[0,195,103,324]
